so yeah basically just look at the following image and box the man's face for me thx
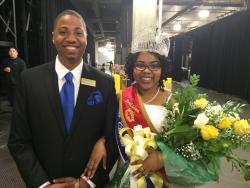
[52,14,87,67]
[9,48,18,59]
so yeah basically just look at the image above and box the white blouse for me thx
[144,104,168,132]
[144,92,172,132]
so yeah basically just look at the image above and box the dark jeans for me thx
[7,84,16,106]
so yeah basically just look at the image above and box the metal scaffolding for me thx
[0,0,16,47]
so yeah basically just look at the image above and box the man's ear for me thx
[52,32,55,44]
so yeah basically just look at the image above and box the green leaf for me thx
[189,74,200,87]
[241,163,250,180]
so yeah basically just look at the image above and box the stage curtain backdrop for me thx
[19,0,95,67]
[184,9,250,102]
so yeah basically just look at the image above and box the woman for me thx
[83,29,174,187]
[112,49,174,188]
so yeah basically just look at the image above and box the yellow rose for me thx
[194,98,208,109]
[200,125,219,140]
[218,117,231,129]
[233,119,250,134]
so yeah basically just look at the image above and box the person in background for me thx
[100,63,106,72]
[8,9,118,188]
[108,61,114,75]
[2,47,26,105]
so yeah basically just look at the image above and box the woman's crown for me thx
[131,28,170,57]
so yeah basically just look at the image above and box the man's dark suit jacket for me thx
[8,61,118,188]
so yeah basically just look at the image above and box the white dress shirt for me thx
[55,56,83,106]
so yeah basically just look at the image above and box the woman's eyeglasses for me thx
[134,61,161,71]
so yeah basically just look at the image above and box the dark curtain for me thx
[117,0,132,65]
[169,36,184,82]
[15,0,95,67]
[39,0,75,64]
[16,0,75,67]
[172,9,250,102]
[191,9,250,102]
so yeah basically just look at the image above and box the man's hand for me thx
[83,137,107,179]
[3,67,11,72]
[45,183,74,188]
[48,177,89,188]
[45,177,75,188]
[79,177,90,188]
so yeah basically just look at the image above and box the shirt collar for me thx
[55,56,83,82]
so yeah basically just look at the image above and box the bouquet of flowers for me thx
[156,74,250,186]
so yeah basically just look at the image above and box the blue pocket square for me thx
[87,91,103,106]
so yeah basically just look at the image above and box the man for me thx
[8,10,118,188]
[2,47,26,105]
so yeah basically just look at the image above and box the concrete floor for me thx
[0,83,250,188]
[0,96,25,187]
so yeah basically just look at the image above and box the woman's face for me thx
[133,52,162,91]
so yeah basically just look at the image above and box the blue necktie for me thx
[60,72,74,133]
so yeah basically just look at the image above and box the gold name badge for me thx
[81,78,96,87]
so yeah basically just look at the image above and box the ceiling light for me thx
[173,23,181,31]
[98,47,106,53]
[105,42,114,49]
[198,10,209,18]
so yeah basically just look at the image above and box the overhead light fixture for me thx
[173,23,181,31]
[198,10,209,18]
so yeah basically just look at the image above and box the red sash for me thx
[119,86,156,132]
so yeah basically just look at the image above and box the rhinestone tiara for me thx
[131,28,170,57]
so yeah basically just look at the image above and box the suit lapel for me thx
[70,63,97,135]
[45,62,66,137]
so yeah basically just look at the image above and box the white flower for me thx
[228,113,240,123]
[194,113,209,129]
[210,105,222,114]
[173,102,179,108]
[173,103,180,113]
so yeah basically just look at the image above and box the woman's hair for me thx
[125,52,169,88]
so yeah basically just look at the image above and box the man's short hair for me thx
[9,47,17,51]
[53,9,87,35]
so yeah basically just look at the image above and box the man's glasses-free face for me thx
[134,61,161,71]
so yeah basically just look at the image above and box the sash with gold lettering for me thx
[119,85,156,131]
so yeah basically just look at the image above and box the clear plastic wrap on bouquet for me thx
[105,162,130,188]
[156,140,219,187]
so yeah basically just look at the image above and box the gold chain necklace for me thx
[144,87,160,104]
